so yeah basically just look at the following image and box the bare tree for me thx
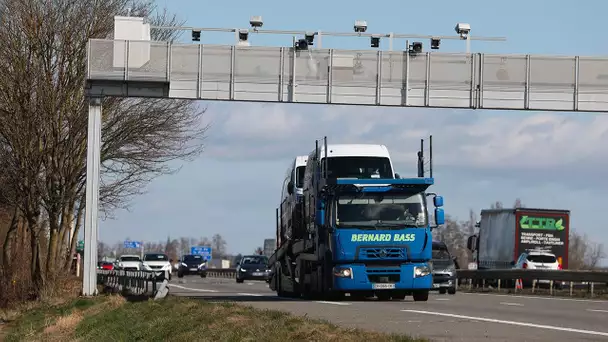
[254,247,263,255]
[212,234,227,259]
[513,198,524,208]
[0,0,208,293]
[569,229,606,269]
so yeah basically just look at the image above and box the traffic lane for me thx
[174,278,608,332]
[376,295,608,340]
[170,280,608,341]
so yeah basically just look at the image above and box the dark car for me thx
[236,255,271,283]
[177,254,207,278]
[431,241,457,295]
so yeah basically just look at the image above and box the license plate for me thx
[189,268,197,271]
[253,272,264,276]
[433,283,440,288]
[373,283,396,289]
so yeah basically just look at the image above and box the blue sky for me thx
[99,0,608,262]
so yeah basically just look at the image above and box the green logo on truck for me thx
[519,216,565,231]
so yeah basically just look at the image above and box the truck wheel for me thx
[236,278,244,283]
[439,288,447,294]
[413,290,429,302]
[448,287,456,295]
[200,272,207,278]
[177,271,184,278]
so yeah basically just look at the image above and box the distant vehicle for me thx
[115,254,141,271]
[513,250,562,288]
[467,208,570,270]
[236,255,271,283]
[101,262,114,270]
[140,253,172,281]
[177,254,207,278]
[431,241,457,295]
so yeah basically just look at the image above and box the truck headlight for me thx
[240,268,246,272]
[181,262,187,267]
[333,267,352,278]
[414,265,431,278]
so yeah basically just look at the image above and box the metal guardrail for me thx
[456,269,608,297]
[205,268,237,278]
[97,270,170,300]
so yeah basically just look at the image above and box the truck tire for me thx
[236,278,244,283]
[177,271,184,278]
[413,290,429,302]
[448,287,456,295]
[439,288,447,294]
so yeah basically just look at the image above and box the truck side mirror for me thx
[434,208,445,225]
[466,235,477,251]
[287,181,294,195]
[433,195,444,208]
[394,173,401,179]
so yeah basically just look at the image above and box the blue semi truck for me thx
[268,136,444,301]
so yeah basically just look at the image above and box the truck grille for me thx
[367,268,401,283]
[360,247,405,260]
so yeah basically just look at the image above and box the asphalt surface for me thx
[168,276,608,342]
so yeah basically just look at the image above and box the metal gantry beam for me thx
[86,39,608,113]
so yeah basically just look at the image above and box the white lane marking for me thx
[315,301,351,306]
[435,298,450,301]
[464,292,608,304]
[500,302,523,306]
[587,309,608,313]
[169,284,218,293]
[237,292,265,297]
[401,310,608,337]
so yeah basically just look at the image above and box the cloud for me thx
[198,101,608,191]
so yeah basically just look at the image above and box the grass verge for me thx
[4,295,428,342]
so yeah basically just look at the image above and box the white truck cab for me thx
[302,143,397,220]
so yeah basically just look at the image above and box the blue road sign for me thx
[124,240,142,249]
[190,246,212,261]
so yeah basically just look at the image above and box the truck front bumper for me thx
[332,263,432,291]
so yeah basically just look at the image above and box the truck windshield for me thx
[322,156,393,179]
[335,192,427,228]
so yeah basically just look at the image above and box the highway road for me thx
[168,277,608,342]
